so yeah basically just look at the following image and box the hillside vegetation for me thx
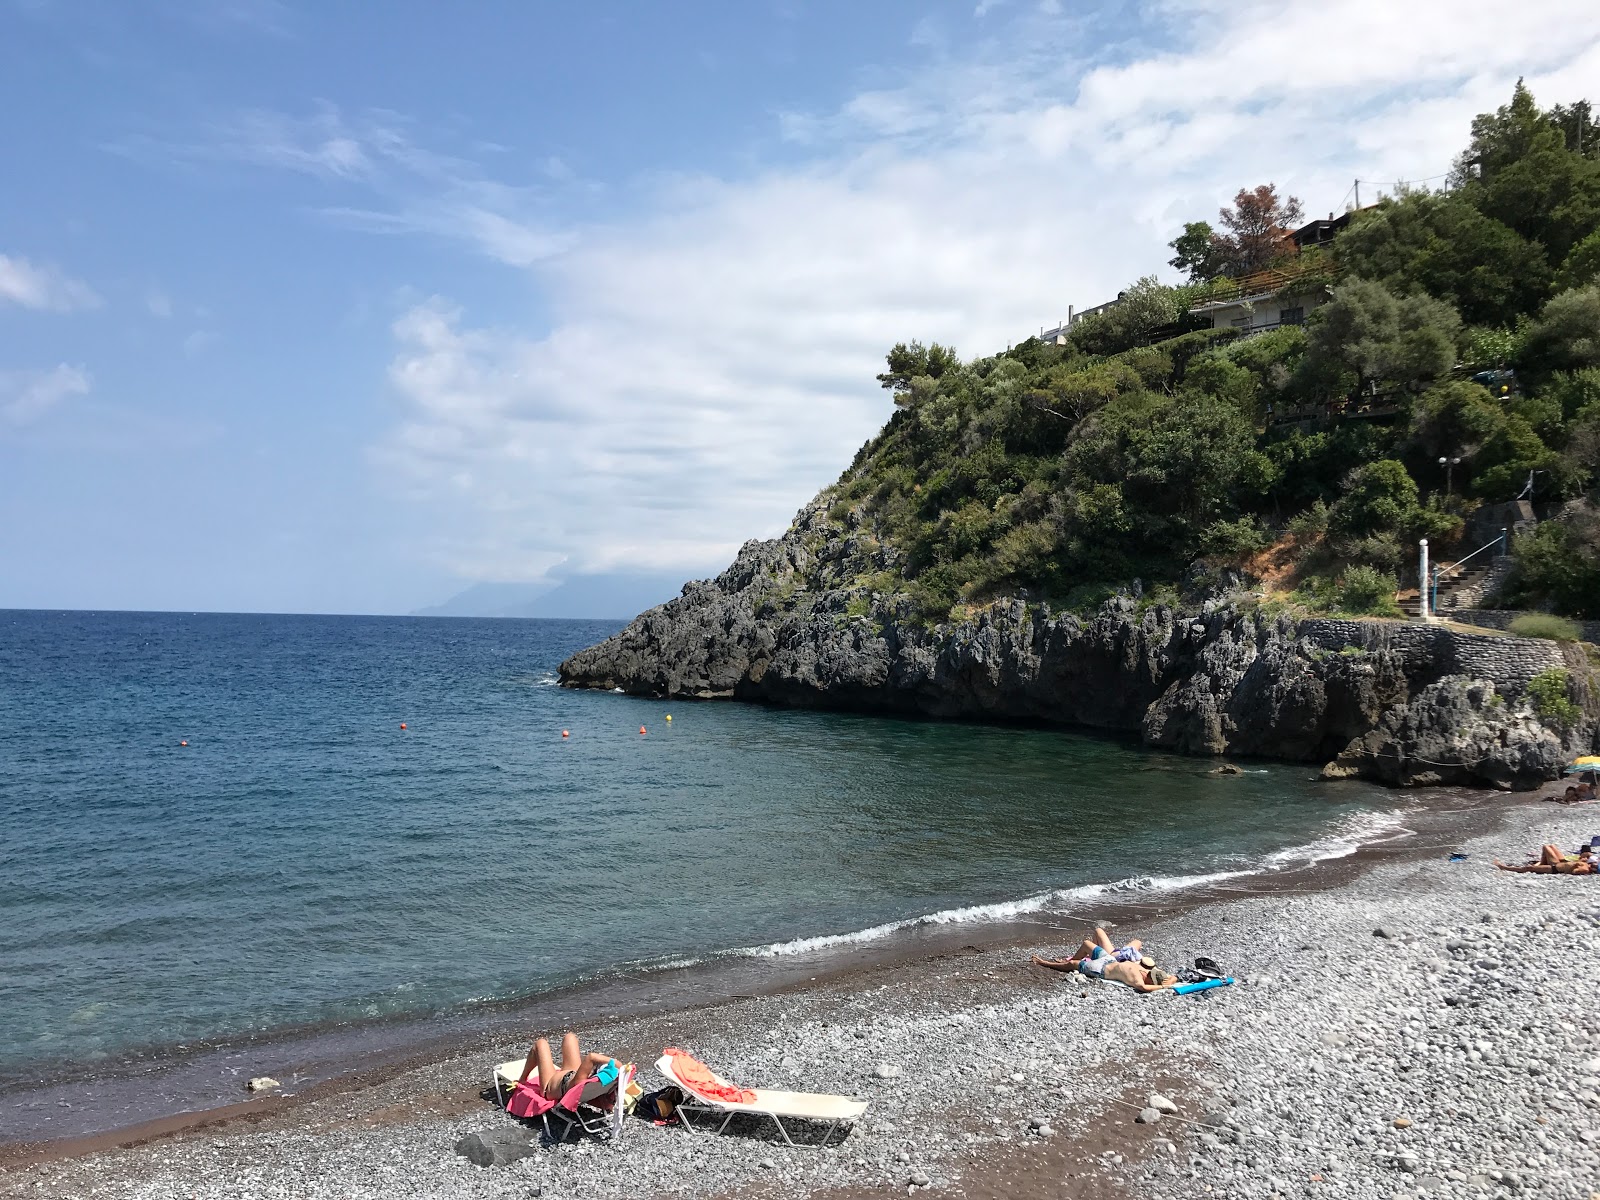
[820,83,1600,623]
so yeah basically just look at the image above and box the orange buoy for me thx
[639,725,647,735]
[561,730,570,738]
[180,740,188,747]
[400,723,407,730]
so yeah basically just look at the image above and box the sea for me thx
[0,609,1425,1141]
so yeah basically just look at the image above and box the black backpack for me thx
[633,1084,685,1122]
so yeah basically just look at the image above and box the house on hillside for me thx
[1037,294,1124,344]
[1186,265,1335,335]
[1040,207,1368,344]
[1290,210,1356,252]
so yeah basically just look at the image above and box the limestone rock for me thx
[246,1076,280,1093]
[1329,677,1577,789]
[558,498,1594,789]
[454,1127,538,1168]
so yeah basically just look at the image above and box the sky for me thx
[3,1,1600,617]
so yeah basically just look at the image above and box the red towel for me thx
[665,1047,756,1105]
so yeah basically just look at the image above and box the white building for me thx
[1187,271,1334,335]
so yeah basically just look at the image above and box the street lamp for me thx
[1438,456,1461,497]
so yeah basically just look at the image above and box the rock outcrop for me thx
[561,503,1598,789]
[1324,677,1576,789]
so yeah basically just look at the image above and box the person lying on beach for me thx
[1031,926,1141,973]
[514,1032,616,1100]
[1546,786,1584,804]
[1032,928,1179,992]
[1492,843,1597,875]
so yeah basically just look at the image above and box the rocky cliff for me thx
[561,501,1599,790]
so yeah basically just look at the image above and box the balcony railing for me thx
[1187,260,1342,312]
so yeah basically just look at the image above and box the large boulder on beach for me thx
[1324,676,1577,789]
[454,1126,539,1168]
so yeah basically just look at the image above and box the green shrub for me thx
[1526,668,1581,726]
[1199,516,1269,557]
[1508,613,1581,641]
[1334,566,1402,616]
[1501,520,1600,619]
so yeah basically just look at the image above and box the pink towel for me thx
[506,1075,594,1120]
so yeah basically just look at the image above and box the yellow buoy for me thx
[666,714,672,722]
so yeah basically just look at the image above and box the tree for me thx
[1556,229,1600,293]
[1408,381,1504,462]
[1502,515,1600,619]
[1301,278,1461,396]
[1451,82,1600,265]
[1335,191,1550,328]
[1453,80,1548,185]
[1168,220,1222,282]
[1212,185,1304,277]
[1329,459,1419,539]
[1545,99,1597,162]
[877,341,960,405]
[1066,276,1185,357]
[1520,285,1600,379]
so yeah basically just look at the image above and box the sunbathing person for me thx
[514,1032,615,1100]
[1032,926,1142,973]
[1493,843,1597,874]
[1546,786,1583,804]
[1032,928,1179,992]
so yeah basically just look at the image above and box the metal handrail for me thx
[1429,532,1508,615]
[1435,533,1506,579]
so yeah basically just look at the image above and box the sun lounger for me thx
[654,1053,867,1147]
[493,1058,636,1142]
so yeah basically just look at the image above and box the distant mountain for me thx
[413,572,690,621]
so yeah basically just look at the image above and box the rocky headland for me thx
[561,500,1600,790]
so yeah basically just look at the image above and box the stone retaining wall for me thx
[1450,609,1600,645]
[1298,617,1566,694]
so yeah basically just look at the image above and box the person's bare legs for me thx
[1094,928,1117,953]
[1034,931,1097,969]
[1494,858,1553,873]
[1541,844,1566,865]
[515,1036,555,1087]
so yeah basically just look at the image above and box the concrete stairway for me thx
[1400,556,1513,621]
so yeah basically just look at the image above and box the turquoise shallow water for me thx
[0,609,1407,1084]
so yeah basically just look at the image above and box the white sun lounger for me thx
[654,1054,867,1147]
[493,1058,635,1142]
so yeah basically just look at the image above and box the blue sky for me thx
[4,0,1599,616]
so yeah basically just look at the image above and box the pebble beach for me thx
[5,799,1599,1200]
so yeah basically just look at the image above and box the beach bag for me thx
[1177,956,1227,984]
[633,1084,685,1123]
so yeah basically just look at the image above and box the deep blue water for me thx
[0,609,1408,1079]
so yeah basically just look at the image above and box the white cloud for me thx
[0,254,101,312]
[347,2,1600,585]
[0,364,90,426]
[121,107,571,270]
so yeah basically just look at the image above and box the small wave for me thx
[1260,808,1413,869]
[739,891,1062,958]
[729,808,1412,960]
